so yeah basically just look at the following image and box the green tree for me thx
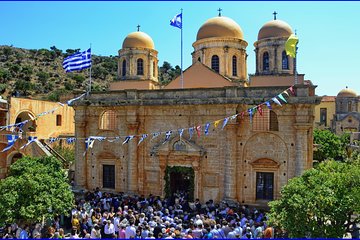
[313,129,346,161]
[158,61,181,86]
[0,156,74,225]
[268,160,360,238]
[53,145,75,168]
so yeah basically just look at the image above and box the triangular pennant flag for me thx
[282,90,289,97]
[278,94,287,103]
[57,102,65,107]
[248,109,253,124]
[178,129,184,138]
[188,127,194,140]
[123,135,134,145]
[196,125,202,137]
[85,138,95,150]
[138,134,148,146]
[152,132,161,140]
[164,131,172,143]
[265,101,272,110]
[214,120,221,128]
[240,112,245,118]
[272,97,282,106]
[230,114,237,120]
[204,123,210,136]
[20,136,37,150]
[222,117,229,130]
[289,86,295,96]
[67,93,86,106]
[257,106,263,116]
[107,136,120,143]
[1,135,19,152]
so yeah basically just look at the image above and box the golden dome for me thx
[258,19,293,40]
[122,31,155,49]
[196,16,244,41]
[337,87,357,98]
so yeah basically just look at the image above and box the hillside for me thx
[0,45,181,102]
[0,45,117,101]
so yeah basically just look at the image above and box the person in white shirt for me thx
[104,220,115,238]
[125,221,136,239]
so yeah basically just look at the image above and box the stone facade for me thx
[73,85,320,205]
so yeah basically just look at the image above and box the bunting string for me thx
[1,86,296,153]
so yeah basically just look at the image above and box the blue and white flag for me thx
[222,117,229,130]
[66,137,76,144]
[164,131,172,143]
[123,135,134,145]
[107,136,120,143]
[138,134,148,146]
[67,93,86,106]
[188,127,194,140]
[1,135,19,152]
[62,48,91,73]
[178,129,184,138]
[170,13,182,29]
[204,123,210,136]
[85,138,95,150]
[20,136,37,150]
[265,101,272,110]
[248,108,253,124]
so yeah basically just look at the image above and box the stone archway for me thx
[15,111,37,132]
[164,166,195,201]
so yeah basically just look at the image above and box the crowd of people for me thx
[1,188,284,239]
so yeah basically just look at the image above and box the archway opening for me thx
[164,166,194,202]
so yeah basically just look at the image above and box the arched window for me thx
[211,55,219,73]
[252,109,278,131]
[269,110,279,131]
[263,52,269,71]
[232,55,237,76]
[100,110,116,130]
[122,59,126,77]
[282,51,289,70]
[198,57,201,62]
[137,58,144,75]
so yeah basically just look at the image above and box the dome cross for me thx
[137,24,141,32]
[218,8,222,17]
[273,11,278,20]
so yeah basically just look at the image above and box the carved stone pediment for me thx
[154,138,205,157]
[98,151,117,159]
[249,158,280,168]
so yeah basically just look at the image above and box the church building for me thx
[73,12,321,205]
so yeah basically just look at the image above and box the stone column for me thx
[294,123,312,176]
[126,122,139,194]
[274,45,278,73]
[223,46,229,77]
[254,48,259,75]
[223,117,237,201]
[74,107,87,189]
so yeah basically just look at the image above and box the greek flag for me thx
[204,123,210,136]
[20,136,37,150]
[164,131,172,143]
[1,135,19,152]
[62,48,91,73]
[170,13,182,29]
[123,135,134,145]
[66,137,76,144]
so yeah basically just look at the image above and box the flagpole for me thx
[294,31,298,85]
[89,43,92,94]
[180,8,184,89]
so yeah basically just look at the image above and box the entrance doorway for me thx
[165,166,194,201]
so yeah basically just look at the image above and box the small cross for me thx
[218,8,222,17]
[273,11,277,20]
[137,24,140,31]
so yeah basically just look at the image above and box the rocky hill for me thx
[0,45,181,102]
[0,45,118,101]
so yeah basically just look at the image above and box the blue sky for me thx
[1,1,359,96]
